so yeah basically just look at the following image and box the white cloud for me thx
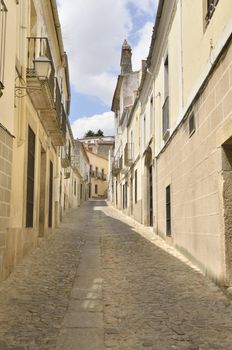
[71,111,114,139]
[128,0,157,15]
[58,0,157,106]
[132,21,154,71]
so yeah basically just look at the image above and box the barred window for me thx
[166,185,171,236]
[0,0,7,92]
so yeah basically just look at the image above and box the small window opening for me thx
[189,111,196,136]
[166,185,171,236]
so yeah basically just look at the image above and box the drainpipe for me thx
[50,0,65,63]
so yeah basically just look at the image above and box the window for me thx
[48,161,53,228]
[0,0,7,94]
[150,96,153,137]
[74,180,76,195]
[143,114,146,149]
[125,182,128,208]
[205,0,219,24]
[26,126,35,228]
[166,185,171,236]
[95,184,98,194]
[134,169,137,204]
[116,180,118,206]
[163,54,169,139]
[101,168,104,179]
[189,111,196,136]
[122,183,128,209]
[68,141,71,159]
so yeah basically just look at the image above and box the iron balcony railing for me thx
[124,143,134,166]
[162,96,169,139]
[26,37,67,145]
[56,80,67,135]
[112,156,122,175]
[61,104,67,135]
[95,171,102,179]
[61,145,71,168]
[27,37,55,99]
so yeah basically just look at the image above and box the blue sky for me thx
[58,0,157,137]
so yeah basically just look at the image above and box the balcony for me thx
[102,174,107,181]
[26,37,66,146]
[61,149,71,168]
[96,171,102,179]
[112,156,122,176]
[84,175,89,182]
[124,143,134,166]
[162,96,170,141]
[71,154,80,173]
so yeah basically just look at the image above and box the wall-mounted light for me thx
[15,55,52,98]
[34,55,52,80]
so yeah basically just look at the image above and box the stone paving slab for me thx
[55,328,105,350]
[68,299,103,313]
[63,311,103,328]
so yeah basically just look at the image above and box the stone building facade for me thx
[0,0,88,281]
[111,0,232,285]
[80,136,114,159]
[87,150,108,199]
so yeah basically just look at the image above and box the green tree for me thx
[85,130,95,137]
[84,129,104,137]
[96,129,104,136]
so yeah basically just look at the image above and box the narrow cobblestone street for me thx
[0,200,232,350]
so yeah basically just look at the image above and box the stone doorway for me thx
[39,146,46,236]
[222,141,232,285]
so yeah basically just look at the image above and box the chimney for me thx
[120,40,132,75]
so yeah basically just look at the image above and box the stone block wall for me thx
[155,39,232,284]
[0,125,13,280]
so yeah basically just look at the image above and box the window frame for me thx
[26,126,36,228]
[166,185,171,236]
[189,111,196,137]
[134,169,137,204]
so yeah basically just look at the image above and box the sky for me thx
[57,0,158,139]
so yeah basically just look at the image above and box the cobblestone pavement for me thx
[0,200,232,349]
[0,208,85,350]
[101,204,232,350]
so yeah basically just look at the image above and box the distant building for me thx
[86,150,108,199]
[79,136,113,199]
[80,136,114,159]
